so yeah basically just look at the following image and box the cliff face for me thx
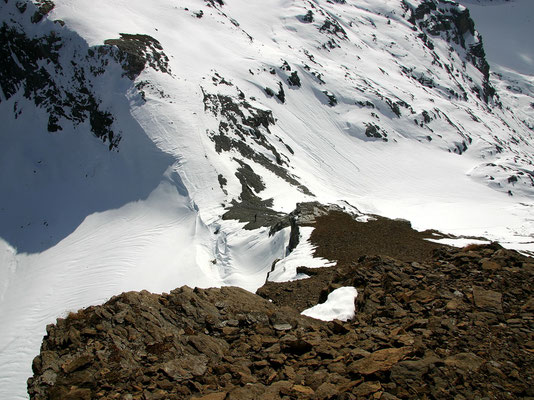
[28,241,534,400]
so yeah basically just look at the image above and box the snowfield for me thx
[1,0,533,398]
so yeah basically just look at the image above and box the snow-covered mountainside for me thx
[0,0,533,398]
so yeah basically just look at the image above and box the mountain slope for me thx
[0,0,533,398]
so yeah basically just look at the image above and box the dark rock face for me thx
[29,238,533,399]
[301,10,314,24]
[201,82,312,223]
[30,0,55,24]
[104,34,171,80]
[222,159,285,230]
[287,71,301,88]
[1,0,170,150]
[203,79,318,230]
[364,123,387,141]
[403,0,495,102]
[0,0,120,148]
[205,0,224,7]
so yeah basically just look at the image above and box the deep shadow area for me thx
[0,108,174,254]
[0,1,175,253]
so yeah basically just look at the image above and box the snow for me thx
[268,227,336,282]
[1,0,534,398]
[426,237,491,247]
[301,286,358,322]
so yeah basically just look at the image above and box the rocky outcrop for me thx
[104,34,171,80]
[29,239,533,399]
[28,286,319,399]
[403,0,495,102]
[1,0,121,148]
[1,0,171,150]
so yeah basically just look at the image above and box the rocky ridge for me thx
[28,212,534,399]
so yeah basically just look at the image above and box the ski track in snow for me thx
[1,0,534,398]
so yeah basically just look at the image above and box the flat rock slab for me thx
[473,286,503,313]
[350,346,413,375]
[445,352,484,372]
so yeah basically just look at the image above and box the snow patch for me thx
[301,286,358,322]
[426,237,491,247]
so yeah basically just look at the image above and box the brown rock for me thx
[227,383,266,399]
[329,319,350,334]
[39,369,58,386]
[481,259,501,271]
[237,371,256,385]
[445,299,465,311]
[350,348,371,359]
[69,388,92,400]
[305,370,329,390]
[160,362,189,382]
[193,393,227,400]
[381,393,401,400]
[160,355,209,381]
[445,352,484,372]
[39,350,60,372]
[523,262,534,273]
[61,354,92,374]
[521,297,534,312]
[283,365,296,380]
[350,347,412,375]
[395,334,415,346]
[280,335,312,355]
[472,286,503,313]
[327,362,346,375]
[51,387,91,400]
[188,334,228,360]
[412,290,435,303]
[273,323,292,331]
[292,384,315,395]
[486,361,506,379]
[353,381,382,397]
[27,240,534,400]
[390,356,440,381]
[454,251,481,260]
[315,382,338,399]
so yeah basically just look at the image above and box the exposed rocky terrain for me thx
[28,211,534,399]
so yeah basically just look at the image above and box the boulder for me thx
[445,352,484,372]
[472,286,503,313]
[350,347,413,375]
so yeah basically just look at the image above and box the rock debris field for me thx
[28,212,534,399]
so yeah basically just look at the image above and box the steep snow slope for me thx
[45,0,534,229]
[1,0,533,398]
